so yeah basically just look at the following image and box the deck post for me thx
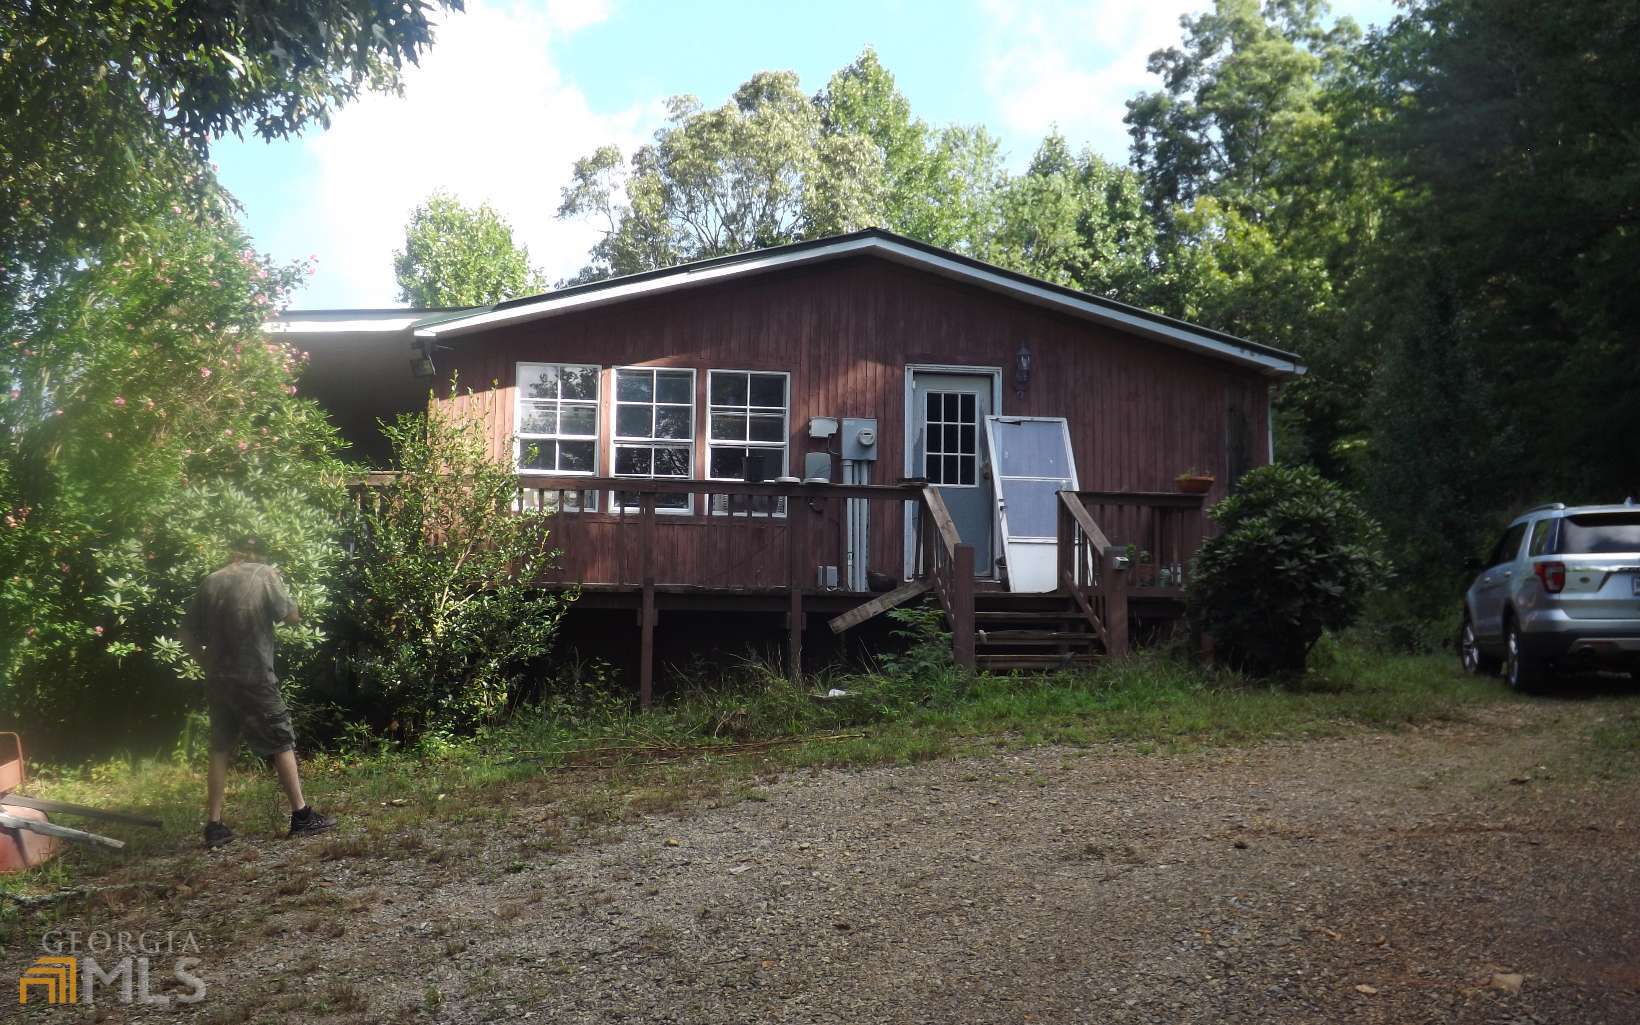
[639,491,656,710]
[952,544,975,670]
[1056,497,1073,594]
[1102,546,1128,658]
[787,500,805,683]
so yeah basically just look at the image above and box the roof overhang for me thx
[408,232,1305,378]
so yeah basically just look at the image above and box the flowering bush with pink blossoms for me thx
[0,209,345,754]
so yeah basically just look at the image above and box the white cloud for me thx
[300,0,658,307]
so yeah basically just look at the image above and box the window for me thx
[707,371,789,516]
[516,363,600,511]
[1558,512,1640,554]
[1489,523,1528,567]
[612,367,694,512]
[1528,517,1556,556]
[923,391,978,486]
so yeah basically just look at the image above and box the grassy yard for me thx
[4,638,1572,913]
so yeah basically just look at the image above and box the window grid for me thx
[924,391,978,486]
[707,370,789,517]
[516,362,600,512]
[612,367,695,513]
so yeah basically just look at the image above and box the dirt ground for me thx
[16,699,1640,1024]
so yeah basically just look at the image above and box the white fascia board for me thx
[415,236,1304,377]
[264,316,423,335]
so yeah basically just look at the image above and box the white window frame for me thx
[706,369,790,518]
[515,361,601,512]
[611,365,696,514]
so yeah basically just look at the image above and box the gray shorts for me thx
[206,673,296,758]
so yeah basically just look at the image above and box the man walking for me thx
[180,536,335,848]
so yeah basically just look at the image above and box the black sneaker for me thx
[287,806,337,839]
[204,821,234,849]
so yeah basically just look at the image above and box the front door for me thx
[910,370,994,576]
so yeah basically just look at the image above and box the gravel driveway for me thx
[28,701,1640,1023]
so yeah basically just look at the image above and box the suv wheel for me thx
[1459,617,1500,676]
[1504,620,1551,693]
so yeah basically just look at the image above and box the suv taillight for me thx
[1534,560,1566,593]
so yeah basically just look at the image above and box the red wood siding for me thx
[433,256,1272,588]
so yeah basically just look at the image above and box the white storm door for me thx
[984,416,1078,593]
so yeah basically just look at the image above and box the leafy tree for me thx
[1125,0,1384,475]
[329,403,571,740]
[1,0,457,316]
[558,71,885,281]
[0,209,346,752]
[394,192,545,307]
[817,49,1005,252]
[991,133,1157,304]
[1189,464,1386,676]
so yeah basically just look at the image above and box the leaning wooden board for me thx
[0,810,125,850]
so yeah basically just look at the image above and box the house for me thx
[274,229,1304,699]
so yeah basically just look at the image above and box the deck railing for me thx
[346,473,978,700]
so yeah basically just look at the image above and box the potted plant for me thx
[1175,468,1215,494]
[1134,547,1155,586]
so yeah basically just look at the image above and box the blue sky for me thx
[214,0,1401,309]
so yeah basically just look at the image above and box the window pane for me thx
[652,446,690,477]
[559,441,595,472]
[944,455,960,483]
[655,371,691,404]
[926,393,939,421]
[748,414,784,443]
[520,364,559,400]
[518,404,556,435]
[992,420,1071,477]
[960,456,976,486]
[561,366,597,400]
[615,446,651,475]
[710,373,747,406]
[654,406,691,440]
[943,424,960,454]
[616,370,652,402]
[960,424,975,454]
[960,393,976,422]
[745,448,778,481]
[519,440,555,470]
[925,454,940,481]
[710,412,746,441]
[710,447,745,479]
[1000,479,1071,538]
[748,374,785,408]
[616,405,652,438]
[558,404,596,437]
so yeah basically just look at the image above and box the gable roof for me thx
[405,228,1304,378]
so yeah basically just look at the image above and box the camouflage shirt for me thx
[183,561,296,683]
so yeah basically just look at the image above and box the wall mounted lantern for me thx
[410,339,437,379]
[1014,342,1033,398]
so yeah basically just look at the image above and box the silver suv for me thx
[1460,502,1640,690]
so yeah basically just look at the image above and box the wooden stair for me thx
[970,592,1102,672]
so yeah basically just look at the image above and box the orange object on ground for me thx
[0,733,62,873]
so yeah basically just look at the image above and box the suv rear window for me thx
[1556,513,1640,554]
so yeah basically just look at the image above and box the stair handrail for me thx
[918,486,975,669]
[1056,490,1128,657]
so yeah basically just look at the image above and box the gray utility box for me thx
[841,418,879,461]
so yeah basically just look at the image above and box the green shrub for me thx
[0,211,344,755]
[1188,464,1386,677]
[327,401,573,741]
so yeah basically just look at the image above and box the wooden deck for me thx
[350,475,1208,702]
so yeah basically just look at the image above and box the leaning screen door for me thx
[985,416,1078,592]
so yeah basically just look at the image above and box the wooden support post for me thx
[787,500,806,683]
[1056,496,1074,593]
[1103,546,1129,658]
[639,491,656,710]
[952,544,975,670]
